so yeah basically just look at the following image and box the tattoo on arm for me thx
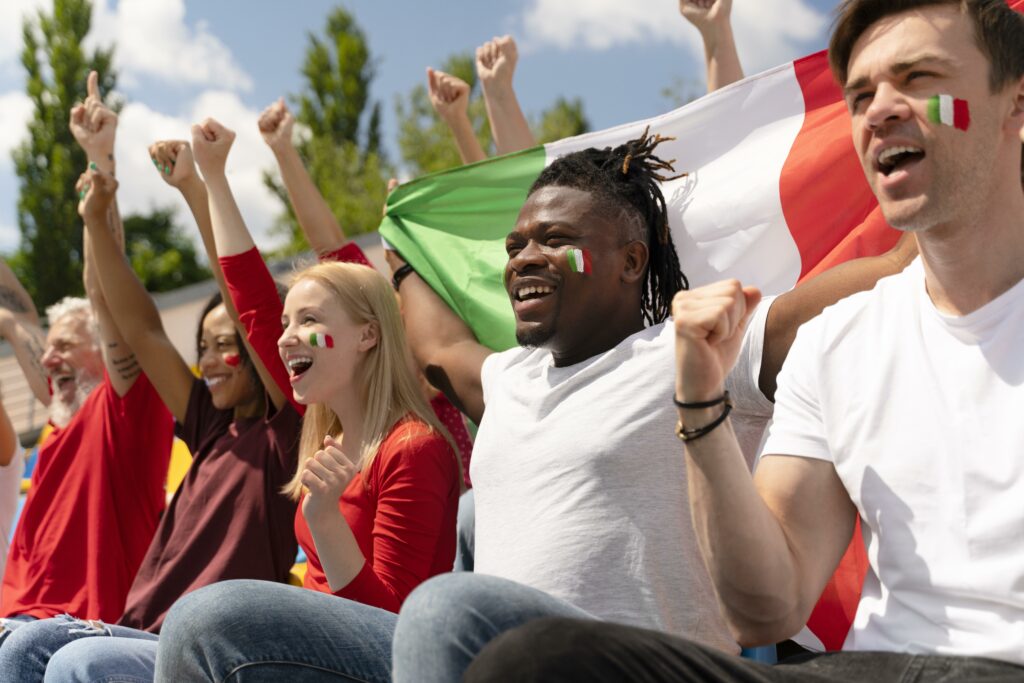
[0,286,29,314]
[111,353,141,381]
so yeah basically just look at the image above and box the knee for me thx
[397,573,491,636]
[160,581,254,660]
[0,616,83,664]
[44,639,101,683]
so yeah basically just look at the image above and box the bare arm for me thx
[426,69,486,165]
[0,388,17,467]
[679,0,744,92]
[476,36,536,155]
[385,251,490,424]
[673,281,855,646]
[759,233,917,400]
[150,139,287,412]
[258,99,351,255]
[0,259,50,405]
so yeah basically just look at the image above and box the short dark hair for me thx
[527,128,689,326]
[829,0,1024,92]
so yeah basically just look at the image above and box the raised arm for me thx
[0,258,50,405]
[0,385,18,467]
[673,282,855,646]
[385,251,490,424]
[192,118,297,413]
[476,36,536,155]
[149,139,287,412]
[426,68,486,165]
[679,0,744,92]
[758,233,917,400]
[77,165,194,422]
[258,99,349,256]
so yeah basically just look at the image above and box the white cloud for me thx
[519,0,827,74]
[0,0,47,75]
[87,0,252,91]
[0,91,33,169]
[114,92,282,251]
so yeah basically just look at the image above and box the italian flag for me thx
[566,248,592,275]
[927,94,971,131]
[309,333,333,348]
[379,0,1024,654]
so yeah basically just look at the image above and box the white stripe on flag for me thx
[940,94,954,127]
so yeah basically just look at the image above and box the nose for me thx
[41,346,59,370]
[507,239,547,274]
[277,324,298,351]
[864,82,911,131]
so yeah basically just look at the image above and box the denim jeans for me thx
[0,614,158,682]
[0,613,38,647]
[465,617,1024,683]
[453,489,475,572]
[392,573,593,683]
[154,580,397,682]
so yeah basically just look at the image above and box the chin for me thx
[515,324,555,348]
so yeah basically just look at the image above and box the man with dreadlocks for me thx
[152,128,913,682]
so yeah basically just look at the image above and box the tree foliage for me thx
[123,209,210,293]
[11,0,115,309]
[265,7,391,255]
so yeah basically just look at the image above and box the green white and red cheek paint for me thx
[566,247,593,275]
[927,94,970,131]
[309,333,334,348]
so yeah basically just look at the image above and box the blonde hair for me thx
[283,261,457,499]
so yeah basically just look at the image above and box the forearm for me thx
[441,113,487,164]
[83,232,139,394]
[204,174,257,256]
[0,405,15,467]
[305,504,367,593]
[273,144,347,255]
[0,261,40,326]
[702,23,743,92]
[480,85,536,155]
[2,321,49,405]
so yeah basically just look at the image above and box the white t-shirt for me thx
[472,300,774,652]
[764,259,1024,665]
[0,443,25,583]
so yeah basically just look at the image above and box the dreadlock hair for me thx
[527,127,688,326]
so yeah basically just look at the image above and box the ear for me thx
[1007,73,1024,136]
[357,321,380,352]
[620,240,649,285]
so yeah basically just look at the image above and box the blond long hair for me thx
[283,261,457,499]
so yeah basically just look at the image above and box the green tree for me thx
[266,7,391,254]
[395,53,590,176]
[11,0,115,309]
[123,209,210,293]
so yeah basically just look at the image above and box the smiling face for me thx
[198,304,259,411]
[504,185,647,364]
[41,313,104,426]
[278,277,377,406]
[843,5,1013,232]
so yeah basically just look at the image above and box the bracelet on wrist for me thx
[674,391,732,443]
[392,263,415,291]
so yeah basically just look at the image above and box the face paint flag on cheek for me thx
[566,247,593,275]
[310,332,334,348]
[927,94,970,131]
[223,353,241,368]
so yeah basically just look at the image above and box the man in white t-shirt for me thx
[461,1,1024,681]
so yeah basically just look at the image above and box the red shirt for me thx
[295,418,459,612]
[1,374,173,621]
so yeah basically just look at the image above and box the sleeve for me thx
[334,425,458,611]
[761,317,833,462]
[219,247,304,416]
[319,242,372,267]
[724,296,776,418]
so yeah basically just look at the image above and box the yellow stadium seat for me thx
[289,562,307,587]
[166,437,193,496]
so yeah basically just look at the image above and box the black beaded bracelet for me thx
[392,263,415,291]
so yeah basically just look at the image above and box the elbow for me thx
[720,591,807,649]
[730,617,803,650]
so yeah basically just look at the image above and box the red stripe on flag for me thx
[780,52,900,284]
[953,97,971,131]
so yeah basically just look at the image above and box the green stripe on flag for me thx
[380,146,548,351]
[927,95,942,124]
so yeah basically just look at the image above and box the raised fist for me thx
[76,167,118,223]
[190,118,236,179]
[476,35,518,92]
[258,98,296,152]
[678,0,733,35]
[149,140,199,189]
[426,68,471,122]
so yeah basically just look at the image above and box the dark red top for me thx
[294,418,459,612]
[1,375,173,621]
[118,378,301,632]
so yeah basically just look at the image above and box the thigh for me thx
[155,580,397,683]
[45,636,158,683]
[392,573,593,683]
[0,614,37,647]
[0,615,114,682]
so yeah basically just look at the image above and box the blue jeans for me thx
[0,614,158,682]
[0,614,38,646]
[154,580,397,682]
[453,489,475,572]
[392,573,593,683]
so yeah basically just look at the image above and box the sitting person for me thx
[462,1,1024,681]
[0,129,302,680]
[154,127,915,681]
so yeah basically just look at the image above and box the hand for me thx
[673,279,761,403]
[300,435,360,518]
[426,67,472,123]
[382,177,398,217]
[679,0,733,35]
[190,118,236,179]
[69,71,118,161]
[149,140,200,190]
[257,98,296,153]
[475,35,518,92]
[75,166,118,224]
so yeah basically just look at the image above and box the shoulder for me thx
[375,418,458,480]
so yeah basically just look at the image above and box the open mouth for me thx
[512,284,555,303]
[286,355,314,380]
[54,375,75,392]
[877,145,925,177]
[204,375,228,388]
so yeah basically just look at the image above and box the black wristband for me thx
[675,394,733,443]
[392,263,415,291]
[673,391,729,410]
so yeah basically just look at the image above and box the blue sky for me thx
[0,0,840,255]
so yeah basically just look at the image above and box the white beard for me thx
[49,371,101,429]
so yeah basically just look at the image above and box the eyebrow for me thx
[843,54,957,95]
[506,221,578,241]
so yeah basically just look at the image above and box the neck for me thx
[551,308,645,367]
[916,181,1024,315]
[233,392,265,421]
[325,386,366,457]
